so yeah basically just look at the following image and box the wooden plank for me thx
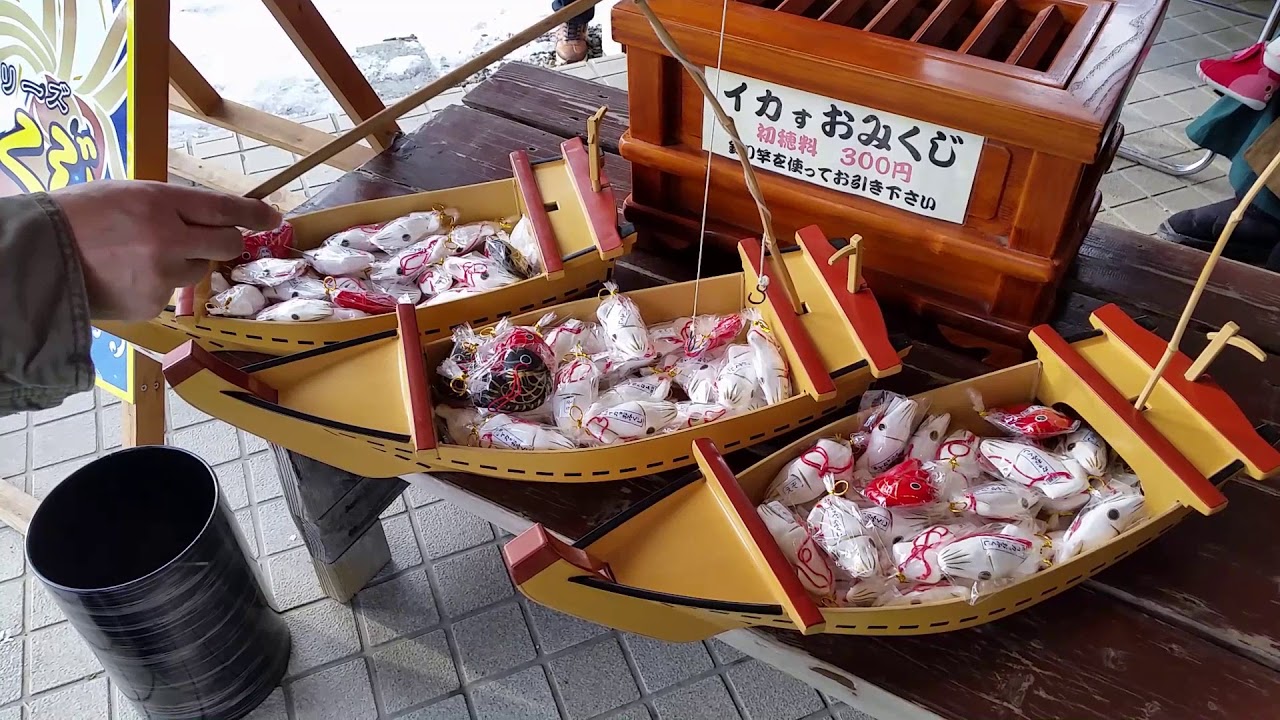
[510,149,565,278]
[169,88,376,172]
[0,483,39,536]
[776,0,820,14]
[169,43,221,116]
[820,0,873,25]
[911,0,974,45]
[124,354,165,447]
[958,0,1017,57]
[462,63,630,154]
[759,587,1280,720]
[168,150,307,212]
[258,0,397,150]
[1006,5,1065,68]
[865,0,921,34]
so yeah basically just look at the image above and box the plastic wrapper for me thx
[230,258,308,287]
[969,390,1080,439]
[765,438,855,506]
[370,235,450,283]
[807,494,885,578]
[597,282,653,361]
[505,215,544,276]
[485,235,536,280]
[863,458,939,508]
[1056,492,1146,563]
[949,481,1040,520]
[861,505,936,546]
[591,352,657,387]
[1038,490,1092,516]
[416,265,454,298]
[1059,427,1108,476]
[331,307,369,320]
[685,313,746,358]
[545,318,609,362]
[303,245,374,276]
[839,579,891,607]
[444,253,521,290]
[255,298,333,322]
[880,584,969,606]
[552,353,600,441]
[979,438,1089,499]
[323,223,384,252]
[892,522,975,584]
[330,276,369,293]
[368,210,454,253]
[436,405,483,446]
[937,523,1043,587]
[716,345,759,411]
[447,220,502,256]
[467,325,555,413]
[936,429,984,481]
[210,271,230,294]
[757,501,836,598]
[674,352,724,404]
[594,377,670,409]
[241,223,295,260]
[264,274,330,302]
[477,413,576,450]
[584,400,679,445]
[649,317,692,356]
[907,413,950,462]
[857,396,920,474]
[206,285,267,318]
[331,287,398,315]
[673,402,729,429]
[369,279,422,305]
[745,309,792,405]
[435,325,482,402]
[425,287,483,306]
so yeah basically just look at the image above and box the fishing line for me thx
[691,0,730,318]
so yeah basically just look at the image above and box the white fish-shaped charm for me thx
[907,413,951,462]
[758,501,835,598]
[584,401,679,445]
[504,216,544,275]
[1060,427,1109,476]
[546,319,609,361]
[424,288,483,306]
[210,271,230,294]
[371,235,450,283]
[255,298,333,322]
[892,524,965,584]
[552,356,600,439]
[1056,493,1146,563]
[447,220,501,256]
[323,223,384,252]
[264,274,330,302]
[979,439,1089,499]
[858,397,919,474]
[937,527,1039,582]
[230,258,308,287]
[594,377,670,409]
[674,353,723,404]
[369,210,452,252]
[478,413,576,451]
[673,402,728,429]
[436,405,483,446]
[686,313,746,358]
[862,505,936,546]
[715,345,759,411]
[443,253,521,290]
[765,438,855,506]
[206,285,267,318]
[597,282,653,361]
[949,481,1039,519]
[936,429,983,480]
[1039,490,1092,515]
[331,307,369,320]
[369,279,422,305]
[416,264,454,298]
[745,309,791,405]
[649,317,692,356]
[303,245,374,276]
[807,494,883,578]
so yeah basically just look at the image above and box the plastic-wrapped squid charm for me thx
[1056,492,1146,563]
[892,523,972,584]
[806,494,884,578]
[649,317,693,356]
[949,481,1040,520]
[370,236,450,283]
[674,352,724,404]
[264,274,330,302]
[446,220,502,256]
[757,501,836,598]
[979,439,1089,499]
[584,401,679,445]
[907,413,951,462]
[597,282,653,361]
[673,402,728,429]
[255,298,333,322]
[685,313,746,358]
[936,429,984,481]
[323,223,384,252]
[545,318,609,362]
[303,245,374,276]
[206,285,267,318]
[715,345,759,411]
[765,437,855,506]
[1059,427,1109,476]
[745,309,791,405]
[368,209,456,253]
[369,279,422,305]
[857,396,920,474]
[230,258,308,287]
[477,413,576,451]
[860,505,936,547]
[551,352,600,441]
[937,524,1042,584]
[416,265,454,298]
[444,253,521,290]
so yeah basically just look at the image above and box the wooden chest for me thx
[612,0,1158,357]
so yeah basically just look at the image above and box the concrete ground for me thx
[1,1,1273,717]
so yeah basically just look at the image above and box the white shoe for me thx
[1264,37,1280,74]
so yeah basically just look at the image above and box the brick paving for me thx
[4,2,1274,716]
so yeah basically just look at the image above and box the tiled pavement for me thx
[5,2,1277,718]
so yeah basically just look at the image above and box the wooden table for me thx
[296,62,1280,720]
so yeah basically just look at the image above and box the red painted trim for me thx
[739,237,837,399]
[509,150,564,278]
[504,524,613,586]
[794,225,902,376]
[1091,304,1280,477]
[1031,323,1228,513]
[694,438,825,633]
[174,286,196,318]
[396,304,437,452]
[560,137,623,257]
[161,340,279,403]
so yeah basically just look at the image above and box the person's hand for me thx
[50,180,282,321]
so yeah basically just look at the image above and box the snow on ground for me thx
[170,0,621,143]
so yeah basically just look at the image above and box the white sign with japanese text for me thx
[701,68,984,224]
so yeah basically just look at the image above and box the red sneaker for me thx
[1197,42,1278,111]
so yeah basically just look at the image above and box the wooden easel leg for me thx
[124,353,165,447]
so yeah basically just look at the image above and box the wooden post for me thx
[828,235,863,292]
[123,354,166,447]
[587,106,609,192]
[1184,322,1266,382]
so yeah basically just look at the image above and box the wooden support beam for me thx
[820,0,872,25]
[258,0,397,151]
[124,353,165,447]
[169,87,375,172]
[865,0,920,34]
[168,150,307,212]
[1006,5,1065,68]
[960,0,1017,57]
[0,482,39,536]
[169,43,222,116]
[912,0,973,45]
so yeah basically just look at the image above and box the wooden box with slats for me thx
[612,0,1157,358]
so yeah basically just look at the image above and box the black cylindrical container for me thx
[25,446,290,720]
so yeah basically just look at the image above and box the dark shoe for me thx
[555,21,588,64]
[1158,197,1280,265]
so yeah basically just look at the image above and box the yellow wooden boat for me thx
[98,137,631,356]
[503,304,1280,640]
[161,225,907,481]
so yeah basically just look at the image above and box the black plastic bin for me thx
[25,446,290,720]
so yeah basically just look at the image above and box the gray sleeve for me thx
[0,192,94,415]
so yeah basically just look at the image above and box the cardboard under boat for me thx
[161,225,907,482]
[98,137,632,357]
[503,304,1280,641]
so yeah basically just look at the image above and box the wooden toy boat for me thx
[98,136,630,356]
[503,304,1280,640]
[161,225,906,481]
